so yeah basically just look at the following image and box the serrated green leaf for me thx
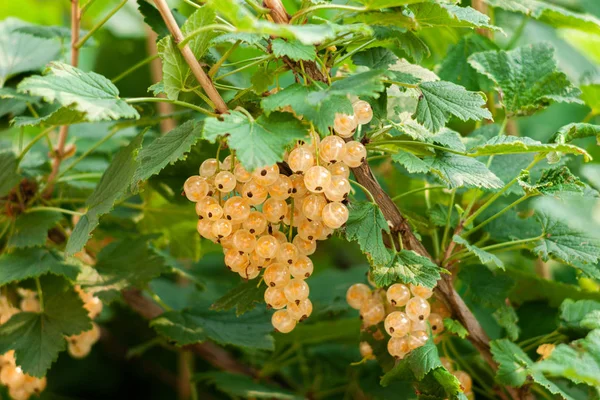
[372,26,430,63]
[8,211,62,248]
[210,281,264,316]
[580,84,600,114]
[352,47,397,70]
[382,336,442,381]
[415,80,492,132]
[137,0,172,38]
[490,339,531,386]
[307,70,387,106]
[271,38,316,61]
[250,66,274,94]
[453,235,504,269]
[0,18,61,87]
[518,166,586,196]
[533,210,600,266]
[467,136,591,160]
[392,151,431,173]
[372,250,441,288]
[493,304,520,341]
[203,111,308,171]
[0,151,22,197]
[14,25,92,44]
[581,311,600,330]
[0,275,91,377]
[66,134,143,255]
[199,372,301,400]
[0,248,79,286]
[344,201,391,267]
[485,0,600,35]
[550,123,600,146]
[423,153,503,189]
[427,204,459,228]
[356,0,421,10]
[468,43,583,116]
[18,62,138,121]
[212,32,268,45]
[132,120,202,188]
[559,299,600,332]
[443,318,468,339]
[0,87,35,118]
[458,265,514,308]
[151,308,274,350]
[13,103,86,127]
[407,3,499,30]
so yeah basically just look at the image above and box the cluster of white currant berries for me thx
[67,286,103,358]
[347,281,447,360]
[183,101,373,333]
[0,293,46,400]
[440,357,474,399]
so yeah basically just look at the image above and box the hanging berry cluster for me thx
[67,286,103,358]
[347,280,449,360]
[440,357,474,399]
[184,101,373,333]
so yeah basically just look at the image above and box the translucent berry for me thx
[264,263,290,287]
[255,235,280,259]
[453,371,472,393]
[360,298,386,326]
[346,283,371,310]
[283,279,310,304]
[410,284,433,299]
[302,194,327,221]
[243,211,268,235]
[277,243,299,265]
[353,100,373,125]
[288,147,315,173]
[440,357,454,372]
[343,141,366,168]
[252,164,279,186]
[268,175,292,200]
[264,287,287,309]
[318,225,334,240]
[248,251,267,270]
[214,171,237,193]
[0,365,25,387]
[195,196,218,217]
[272,229,288,244]
[223,196,251,222]
[184,176,209,201]
[20,297,40,313]
[242,180,269,205]
[386,283,411,307]
[263,198,288,223]
[240,264,260,279]
[200,158,219,177]
[287,298,312,321]
[304,166,331,193]
[324,176,350,202]
[232,229,257,253]
[221,155,233,171]
[293,235,316,256]
[359,341,374,359]
[333,113,357,138]
[428,313,445,335]
[298,219,323,241]
[212,219,233,238]
[234,163,252,182]
[290,174,308,198]
[224,248,250,272]
[328,161,350,178]
[205,203,224,221]
[387,336,410,359]
[290,256,314,279]
[272,309,296,333]
[319,135,347,163]
[385,311,412,337]
[405,296,431,322]
[322,202,349,229]
[411,318,427,332]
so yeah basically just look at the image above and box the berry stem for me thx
[35,277,44,313]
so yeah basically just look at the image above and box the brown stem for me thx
[152,0,228,114]
[472,0,492,38]
[146,27,177,133]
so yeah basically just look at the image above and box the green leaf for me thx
[0,275,91,377]
[210,281,264,316]
[428,204,459,228]
[443,318,468,339]
[372,250,441,288]
[0,151,22,197]
[352,47,398,70]
[0,248,79,286]
[307,70,387,106]
[14,25,93,44]
[0,18,61,87]
[372,27,430,63]
[493,304,520,341]
[356,0,422,10]
[199,372,301,400]
[0,87,35,118]
[18,62,138,121]
[12,104,86,127]
[271,38,316,61]
[580,84,600,114]
[438,34,497,91]
[423,153,504,189]
[549,123,600,146]
[533,210,600,266]
[66,134,143,255]
[8,211,62,248]
[518,166,586,196]
[157,6,219,100]
[382,336,442,381]
[468,43,583,116]
[467,136,591,161]
[409,3,499,30]
[276,318,360,346]
[132,120,203,188]
[415,80,492,132]
[137,0,176,38]
[250,66,274,94]
[83,237,167,294]
[344,201,392,267]
[490,339,531,386]
[559,299,600,331]
[485,0,600,35]
[203,111,308,171]
[392,151,431,173]
[452,235,504,270]
[458,265,514,308]
[151,308,274,350]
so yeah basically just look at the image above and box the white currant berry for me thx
[272,309,296,333]
[346,283,371,310]
[288,147,315,173]
[184,176,209,202]
[359,342,374,359]
[290,174,308,198]
[283,279,310,304]
[328,161,350,178]
[408,331,428,350]
[453,370,472,392]
[200,158,219,177]
[195,196,218,217]
[405,296,431,322]
[263,198,288,223]
[234,163,252,182]
[410,284,433,299]
[333,113,357,138]
[264,263,290,287]
[293,235,316,256]
[232,229,257,253]
[353,100,373,125]
[277,243,299,265]
[214,171,236,192]
[240,264,260,279]
[287,298,312,321]
[268,175,292,200]
[212,219,233,239]
[319,135,347,163]
[428,313,445,335]
[223,196,251,222]
[324,176,350,202]
[221,155,233,171]
[255,235,280,259]
[343,141,366,168]
[252,164,279,186]
[264,287,287,309]
[384,311,412,337]
[289,256,314,279]
[302,194,327,221]
[386,283,411,307]
[298,219,323,241]
[387,336,410,359]
[321,202,349,229]
[224,248,249,272]
[440,357,454,372]
[360,298,386,326]
[243,211,268,235]
[205,203,224,221]
[242,180,269,205]
[304,166,331,193]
